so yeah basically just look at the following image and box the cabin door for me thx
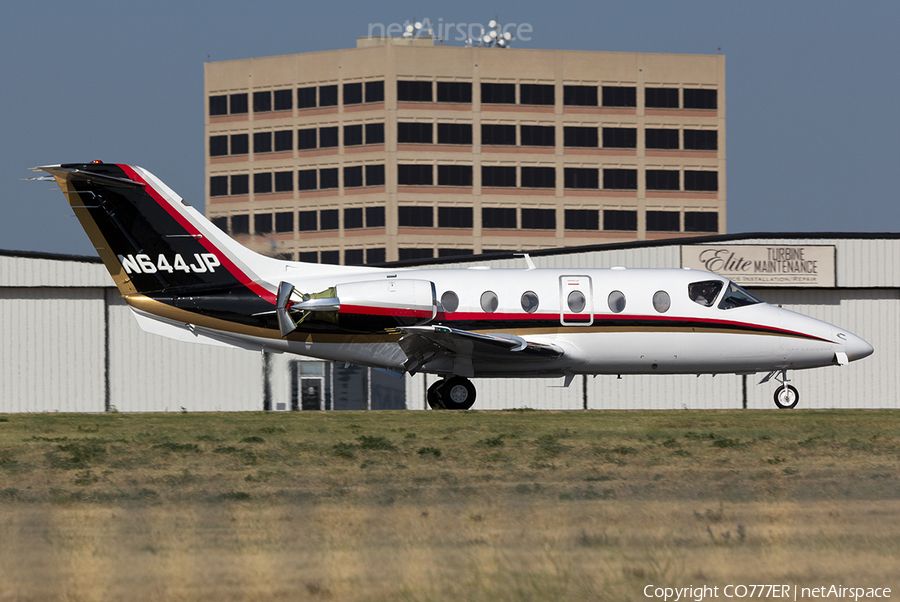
[559,275,593,325]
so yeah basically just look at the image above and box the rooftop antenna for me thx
[467,17,513,48]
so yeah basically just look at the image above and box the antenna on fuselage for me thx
[514,253,536,270]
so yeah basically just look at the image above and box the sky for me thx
[1,0,898,256]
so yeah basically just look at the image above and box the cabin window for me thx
[688,280,723,307]
[718,282,762,310]
[521,291,540,313]
[481,291,499,313]
[567,290,586,313]
[652,291,671,313]
[608,290,626,313]
[440,291,459,313]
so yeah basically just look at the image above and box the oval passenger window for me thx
[652,290,670,313]
[440,291,459,313]
[480,291,499,313]
[608,290,626,313]
[521,291,539,313]
[567,290,586,313]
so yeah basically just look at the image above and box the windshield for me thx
[717,282,762,310]
[688,280,723,307]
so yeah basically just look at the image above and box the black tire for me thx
[426,380,445,410]
[774,385,799,409]
[439,377,476,410]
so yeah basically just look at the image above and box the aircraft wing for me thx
[396,325,564,376]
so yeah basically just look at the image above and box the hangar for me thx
[1,233,897,413]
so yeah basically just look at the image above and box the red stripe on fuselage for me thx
[118,165,276,304]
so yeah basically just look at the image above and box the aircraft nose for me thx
[841,331,874,362]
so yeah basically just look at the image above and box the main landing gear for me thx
[761,369,800,409]
[427,376,476,410]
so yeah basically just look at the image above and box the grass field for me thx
[1,409,899,601]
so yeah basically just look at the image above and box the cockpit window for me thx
[688,280,723,307]
[718,282,762,310]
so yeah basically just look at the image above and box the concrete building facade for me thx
[204,38,725,264]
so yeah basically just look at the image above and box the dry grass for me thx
[1,410,899,601]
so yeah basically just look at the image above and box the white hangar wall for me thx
[406,235,900,411]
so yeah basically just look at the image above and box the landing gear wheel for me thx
[426,380,446,410]
[774,385,799,409]
[439,377,476,410]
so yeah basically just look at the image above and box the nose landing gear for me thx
[761,369,800,409]
[427,376,477,410]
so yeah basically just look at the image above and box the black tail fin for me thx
[40,162,277,302]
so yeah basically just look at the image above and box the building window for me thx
[646,129,679,150]
[565,209,599,230]
[319,126,338,148]
[437,123,472,145]
[344,124,363,146]
[437,82,472,103]
[521,166,556,188]
[365,80,384,103]
[319,168,339,189]
[297,128,316,150]
[645,87,679,108]
[520,125,555,147]
[230,174,249,195]
[520,84,554,105]
[253,91,271,113]
[685,212,719,232]
[563,85,598,106]
[229,93,248,114]
[273,130,292,152]
[344,207,363,229]
[319,85,338,107]
[298,169,316,190]
[366,248,386,264]
[483,207,516,229]
[481,124,516,145]
[683,130,718,151]
[438,249,473,258]
[398,206,433,227]
[212,216,227,230]
[254,213,272,234]
[273,89,292,111]
[344,166,363,188]
[398,122,433,144]
[365,123,384,144]
[603,168,637,190]
[209,95,227,116]
[365,164,385,186]
[521,208,556,229]
[366,206,385,228]
[254,132,272,154]
[230,134,248,155]
[398,164,433,186]
[602,127,637,149]
[275,212,293,232]
[344,249,364,266]
[438,207,473,228]
[209,135,228,157]
[321,250,340,265]
[274,171,293,192]
[231,214,249,234]
[563,126,598,148]
[399,248,434,261]
[602,86,636,107]
[481,83,516,104]
[646,169,680,191]
[297,87,316,109]
[397,80,432,102]
[320,209,339,230]
[684,170,718,192]
[298,210,317,231]
[604,209,637,231]
[683,89,717,110]
[482,166,516,187]
[254,172,273,194]
[298,251,318,263]
[646,210,680,232]
[343,82,362,105]
[210,175,228,196]
[437,165,473,186]
[564,167,599,189]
